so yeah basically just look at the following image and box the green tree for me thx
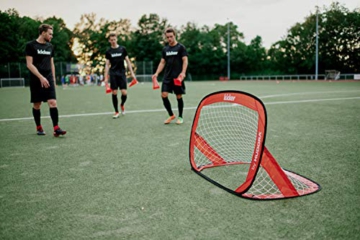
[0,9,40,63]
[320,2,360,73]
[73,13,132,74]
[268,17,319,74]
[178,22,246,80]
[243,36,268,75]
[268,2,360,74]
[43,16,77,63]
[129,13,169,63]
[0,9,76,65]
[213,22,245,78]
[230,40,247,76]
[178,23,220,79]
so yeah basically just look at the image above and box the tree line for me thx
[0,2,359,80]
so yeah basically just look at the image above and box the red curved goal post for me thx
[189,91,321,200]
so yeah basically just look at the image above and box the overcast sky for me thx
[1,0,359,48]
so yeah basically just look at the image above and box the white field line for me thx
[265,96,360,105]
[1,95,359,122]
[260,90,360,99]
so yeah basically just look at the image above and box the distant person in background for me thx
[104,33,136,118]
[65,75,70,85]
[70,75,75,84]
[85,75,89,84]
[152,27,188,125]
[99,74,104,86]
[79,75,84,85]
[25,23,66,137]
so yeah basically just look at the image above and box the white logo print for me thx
[166,51,178,56]
[111,53,122,57]
[251,131,262,170]
[37,49,51,55]
[223,94,236,101]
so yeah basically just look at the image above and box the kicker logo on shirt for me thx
[37,49,51,55]
[111,53,122,57]
[166,51,178,56]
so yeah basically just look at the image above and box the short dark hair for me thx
[38,24,53,35]
[165,27,176,36]
[108,33,117,39]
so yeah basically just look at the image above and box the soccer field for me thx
[1,81,360,239]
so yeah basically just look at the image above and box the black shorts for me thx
[30,78,56,103]
[161,79,186,95]
[110,74,127,90]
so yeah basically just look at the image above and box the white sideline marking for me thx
[260,90,360,99]
[0,96,359,122]
[265,96,360,105]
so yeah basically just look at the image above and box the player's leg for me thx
[32,102,45,135]
[161,83,175,124]
[110,75,120,118]
[176,94,184,124]
[120,89,127,115]
[162,92,175,124]
[174,81,186,125]
[119,75,127,115]
[111,89,120,118]
[30,81,45,135]
[47,99,66,137]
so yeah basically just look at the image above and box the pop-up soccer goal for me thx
[189,91,321,200]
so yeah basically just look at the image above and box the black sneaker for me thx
[53,127,67,137]
[37,126,46,135]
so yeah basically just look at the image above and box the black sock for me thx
[177,98,184,118]
[162,97,173,116]
[32,108,41,126]
[112,94,118,112]
[121,94,127,106]
[49,107,59,127]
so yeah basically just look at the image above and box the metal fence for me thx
[0,61,155,86]
[1,62,358,86]
[239,74,358,81]
[0,62,72,86]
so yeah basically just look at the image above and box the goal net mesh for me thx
[135,61,153,83]
[194,102,258,170]
[136,74,153,83]
[325,70,340,80]
[242,164,320,199]
[0,78,25,88]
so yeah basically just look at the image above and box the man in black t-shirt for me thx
[153,28,188,125]
[104,33,136,119]
[25,24,66,137]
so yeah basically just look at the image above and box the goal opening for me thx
[189,91,321,200]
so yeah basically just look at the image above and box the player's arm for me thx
[178,56,188,80]
[153,58,166,78]
[26,55,50,88]
[104,59,110,83]
[125,56,136,79]
[51,57,56,84]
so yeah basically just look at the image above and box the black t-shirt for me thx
[162,43,188,82]
[25,40,54,80]
[105,46,128,76]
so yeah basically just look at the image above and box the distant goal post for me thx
[325,70,340,80]
[135,74,153,83]
[134,61,153,83]
[0,78,25,88]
